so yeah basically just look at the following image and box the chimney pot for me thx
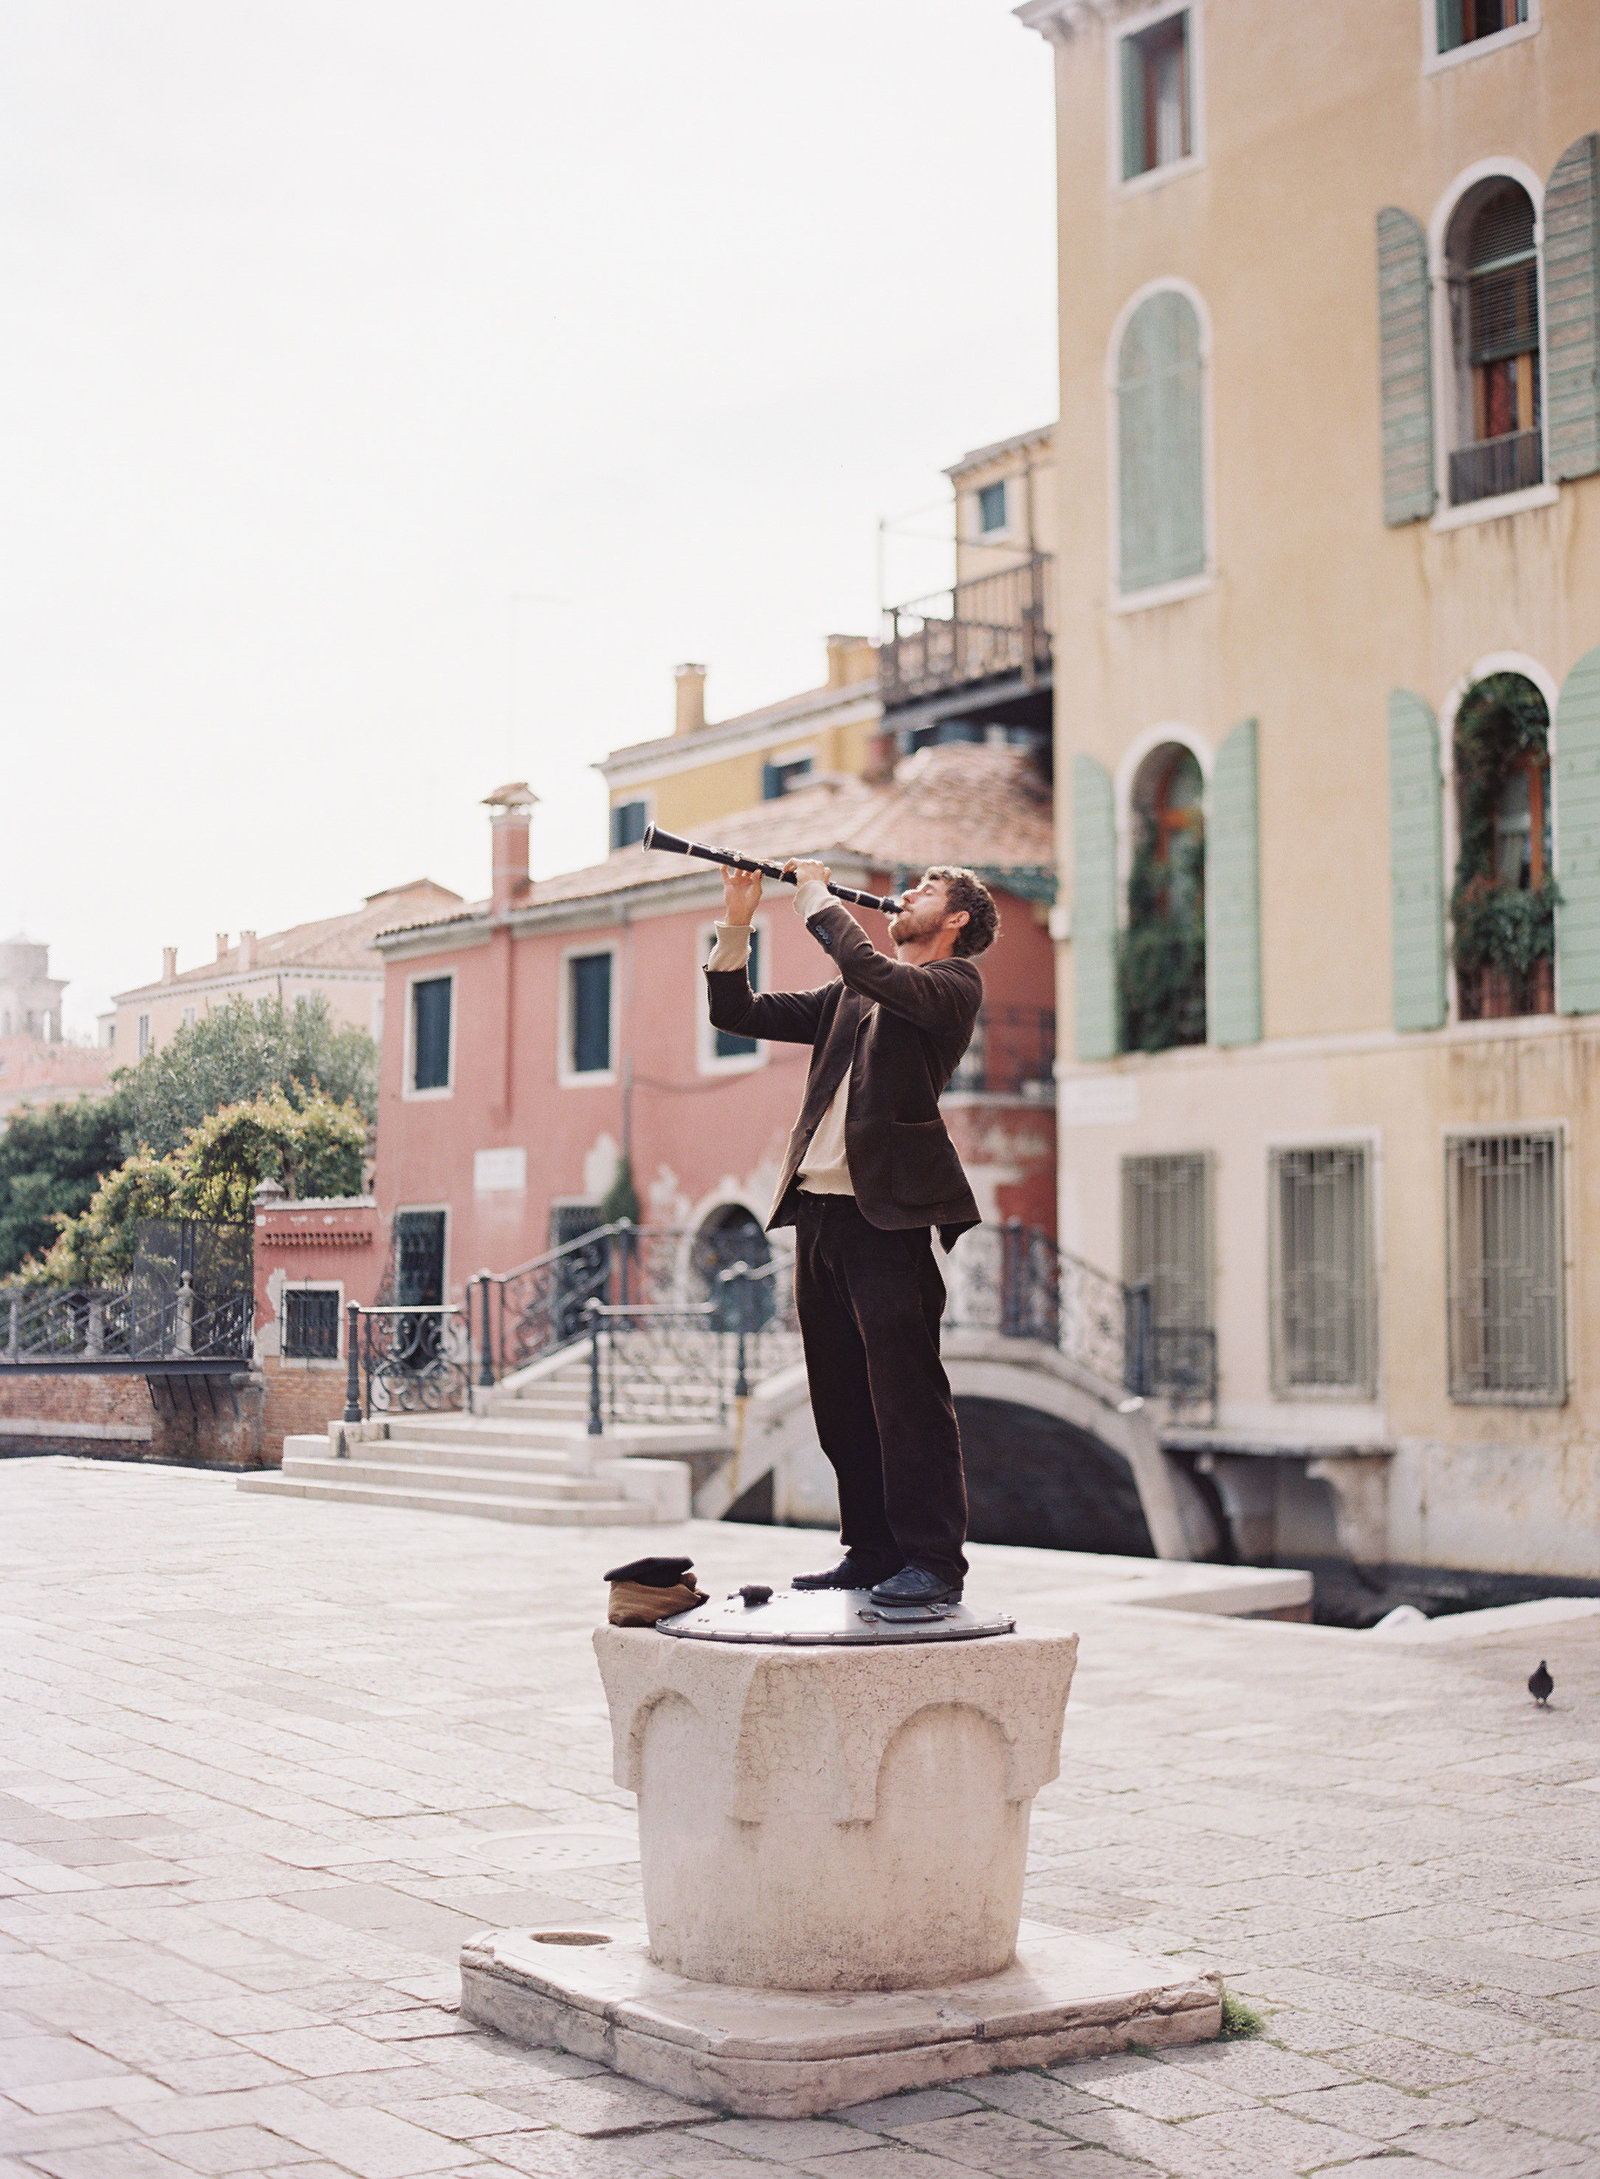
[826,634,876,689]
[483,781,536,914]
[674,663,707,736]
[161,946,178,984]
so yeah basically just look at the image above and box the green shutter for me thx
[1118,291,1205,594]
[1206,719,1262,1047]
[1377,208,1435,525]
[1435,0,1463,53]
[1120,34,1144,181]
[1545,135,1600,483]
[1072,755,1118,1061]
[1555,647,1600,1014]
[1388,690,1446,1031]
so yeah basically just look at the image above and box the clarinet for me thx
[640,825,904,915]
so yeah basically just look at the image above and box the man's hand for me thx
[785,859,832,891]
[721,864,763,926]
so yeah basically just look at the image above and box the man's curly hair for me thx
[923,866,1000,958]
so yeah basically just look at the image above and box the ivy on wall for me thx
[1119,826,1207,1053]
[1451,674,1556,1010]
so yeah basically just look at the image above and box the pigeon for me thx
[1528,1660,1553,1707]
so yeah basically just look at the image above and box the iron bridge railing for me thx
[335,1218,1214,1426]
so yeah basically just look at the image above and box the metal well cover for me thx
[657,1588,1015,1647]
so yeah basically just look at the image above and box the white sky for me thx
[1,2,1056,1034]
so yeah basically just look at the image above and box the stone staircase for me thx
[237,1403,699,1528]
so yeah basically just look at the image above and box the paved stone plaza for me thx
[4,1459,1600,2178]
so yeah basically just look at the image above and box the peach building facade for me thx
[1018,0,1600,1572]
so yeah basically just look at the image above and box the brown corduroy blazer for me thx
[705,900,983,1249]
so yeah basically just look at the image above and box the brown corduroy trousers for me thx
[791,1192,968,1587]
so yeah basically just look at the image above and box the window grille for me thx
[1447,1133,1564,1401]
[1122,1154,1210,1330]
[977,481,1008,534]
[1270,1146,1375,1395]
[1120,11,1190,181]
[611,800,648,851]
[283,1288,340,1360]
[411,976,451,1091]
[710,927,761,1061]
[569,953,612,1074]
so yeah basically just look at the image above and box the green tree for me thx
[33,1088,367,1288]
[0,1094,130,1277]
[116,993,377,1160]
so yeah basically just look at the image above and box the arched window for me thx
[1444,179,1542,506]
[1120,743,1206,1051]
[1451,673,1554,1018]
[1116,290,1205,594]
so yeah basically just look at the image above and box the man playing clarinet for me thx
[705,857,999,1606]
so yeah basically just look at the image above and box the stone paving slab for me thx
[2,1458,1599,2177]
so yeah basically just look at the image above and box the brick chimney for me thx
[826,634,876,689]
[674,663,707,736]
[216,932,229,960]
[161,946,178,984]
[238,931,257,969]
[483,781,536,915]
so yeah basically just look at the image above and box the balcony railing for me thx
[881,555,1053,708]
[1449,429,1542,507]
[944,1005,1055,1099]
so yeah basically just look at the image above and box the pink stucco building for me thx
[369,746,1058,1312]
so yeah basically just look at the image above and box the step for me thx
[238,1476,647,1525]
[340,1438,582,1476]
[383,1415,586,1450]
[280,1457,618,1501]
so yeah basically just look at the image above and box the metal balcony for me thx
[881,555,1053,710]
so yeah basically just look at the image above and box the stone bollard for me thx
[596,1624,1075,1991]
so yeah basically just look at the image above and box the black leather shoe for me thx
[792,1553,903,1592]
[868,1564,963,1606]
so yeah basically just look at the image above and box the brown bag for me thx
[607,1579,707,1627]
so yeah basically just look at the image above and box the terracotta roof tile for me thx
[377,746,1055,942]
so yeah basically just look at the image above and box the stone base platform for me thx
[459,1918,1221,2119]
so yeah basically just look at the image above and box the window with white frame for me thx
[1116,289,1206,594]
[567,950,613,1076]
[761,755,813,801]
[1119,9,1191,183]
[611,799,649,851]
[1446,1131,1564,1401]
[410,975,452,1092]
[1270,1145,1376,1396]
[1434,0,1529,59]
[137,1013,151,1057]
[282,1287,341,1360]
[1443,177,1543,507]
[976,480,1009,534]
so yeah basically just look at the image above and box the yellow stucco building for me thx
[1017,0,1600,1574]
[596,638,884,846]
